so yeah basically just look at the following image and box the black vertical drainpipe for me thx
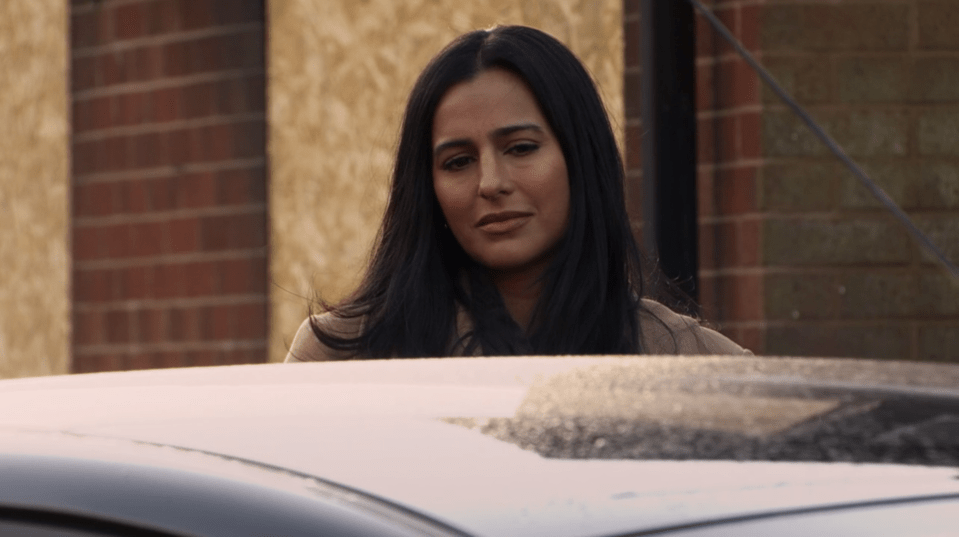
[640,0,700,303]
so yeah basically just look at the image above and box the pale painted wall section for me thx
[0,0,70,378]
[268,0,623,362]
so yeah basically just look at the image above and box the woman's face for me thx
[432,68,570,277]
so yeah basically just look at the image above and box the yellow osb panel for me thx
[0,0,70,378]
[268,0,623,362]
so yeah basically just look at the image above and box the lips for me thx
[476,211,533,233]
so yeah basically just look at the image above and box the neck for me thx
[489,266,544,332]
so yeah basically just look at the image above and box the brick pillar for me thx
[695,0,764,352]
[70,0,268,372]
[623,0,644,238]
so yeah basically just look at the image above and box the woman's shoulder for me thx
[284,312,365,362]
[638,299,752,355]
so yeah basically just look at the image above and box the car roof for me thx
[2,356,959,536]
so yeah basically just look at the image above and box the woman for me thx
[286,26,748,361]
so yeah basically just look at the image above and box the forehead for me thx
[432,68,547,141]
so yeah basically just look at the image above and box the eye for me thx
[506,142,539,156]
[441,155,474,171]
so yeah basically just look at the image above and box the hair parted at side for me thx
[311,25,655,358]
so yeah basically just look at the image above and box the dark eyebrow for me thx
[490,123,544,138]
[433,123,545,156]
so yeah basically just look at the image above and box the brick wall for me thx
[70,0,268,372]
[757,0,959,361]
[630,0,959,360]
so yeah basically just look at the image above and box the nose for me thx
[477,152,513,199]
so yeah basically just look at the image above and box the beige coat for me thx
[285,299,750,362]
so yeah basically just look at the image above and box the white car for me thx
[2,356,958,536]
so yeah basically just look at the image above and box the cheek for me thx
[434,182,472,225]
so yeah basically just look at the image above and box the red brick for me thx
[698,221,717,271]
[717,114,736,163]
[184,261,218,296]
[717,166,757,215]
[625,123,643,171]
[135,45,164,82]
[200,213,266,251]
[122,179,150,212]
[103,223,130,258]
[697,116,716,163]
[718,58,759,109]
[696,63,715,112]
[210,305,233,339]
[73,354,122,374]
[152,87,181,123]
[117,91,146,126]
[72,55,97,92]
[740,5,760,53]
[168,217,201,253]
[697,169,716,219]
[716,219,761,268]
[104,136,130,171]
[153,263,184,298]
[223,348,264,365]
[174,172,214,207]
[737,326,764,354]
[181,0,216,30]
[217,0,265,25]
[698,273,719,320]
[189,350,221,367]
[720,273,763,321]
[71,10,97,49]
[129,222,164,257]
[99,51,123,87]
[738,219,761,266]
[73,311,105,346]
[739,111,761,159]
[72,100,92,133]
[149,175,177,210]
[716,221,738,268]
[235,302,267,339]
[220,257,266,294]
[232,73,266,115]
[78,95,113,132]
[73,268,110,302]
[105,310,130,343]
[696,12,714,60]
[162,41,186,77]
[163,128,186,165]
[624,69,641,119]
[218,167,265,204]
[74,182,115,218]
[125,266,150,300]
[207,123,235,161]
[182,81,215,119]
[73,226,101,260]
[127,352,158,371]
[114,3,145,40]
[146,0,182,35]
[230,120,262,160]
[136,308,166,343]
[715,5,737,57]
[72,140,96,175]
[624,17,640,70]
[224,30,264,70]
[168,307,196,341]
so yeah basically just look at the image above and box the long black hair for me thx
[312,25,652,357]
